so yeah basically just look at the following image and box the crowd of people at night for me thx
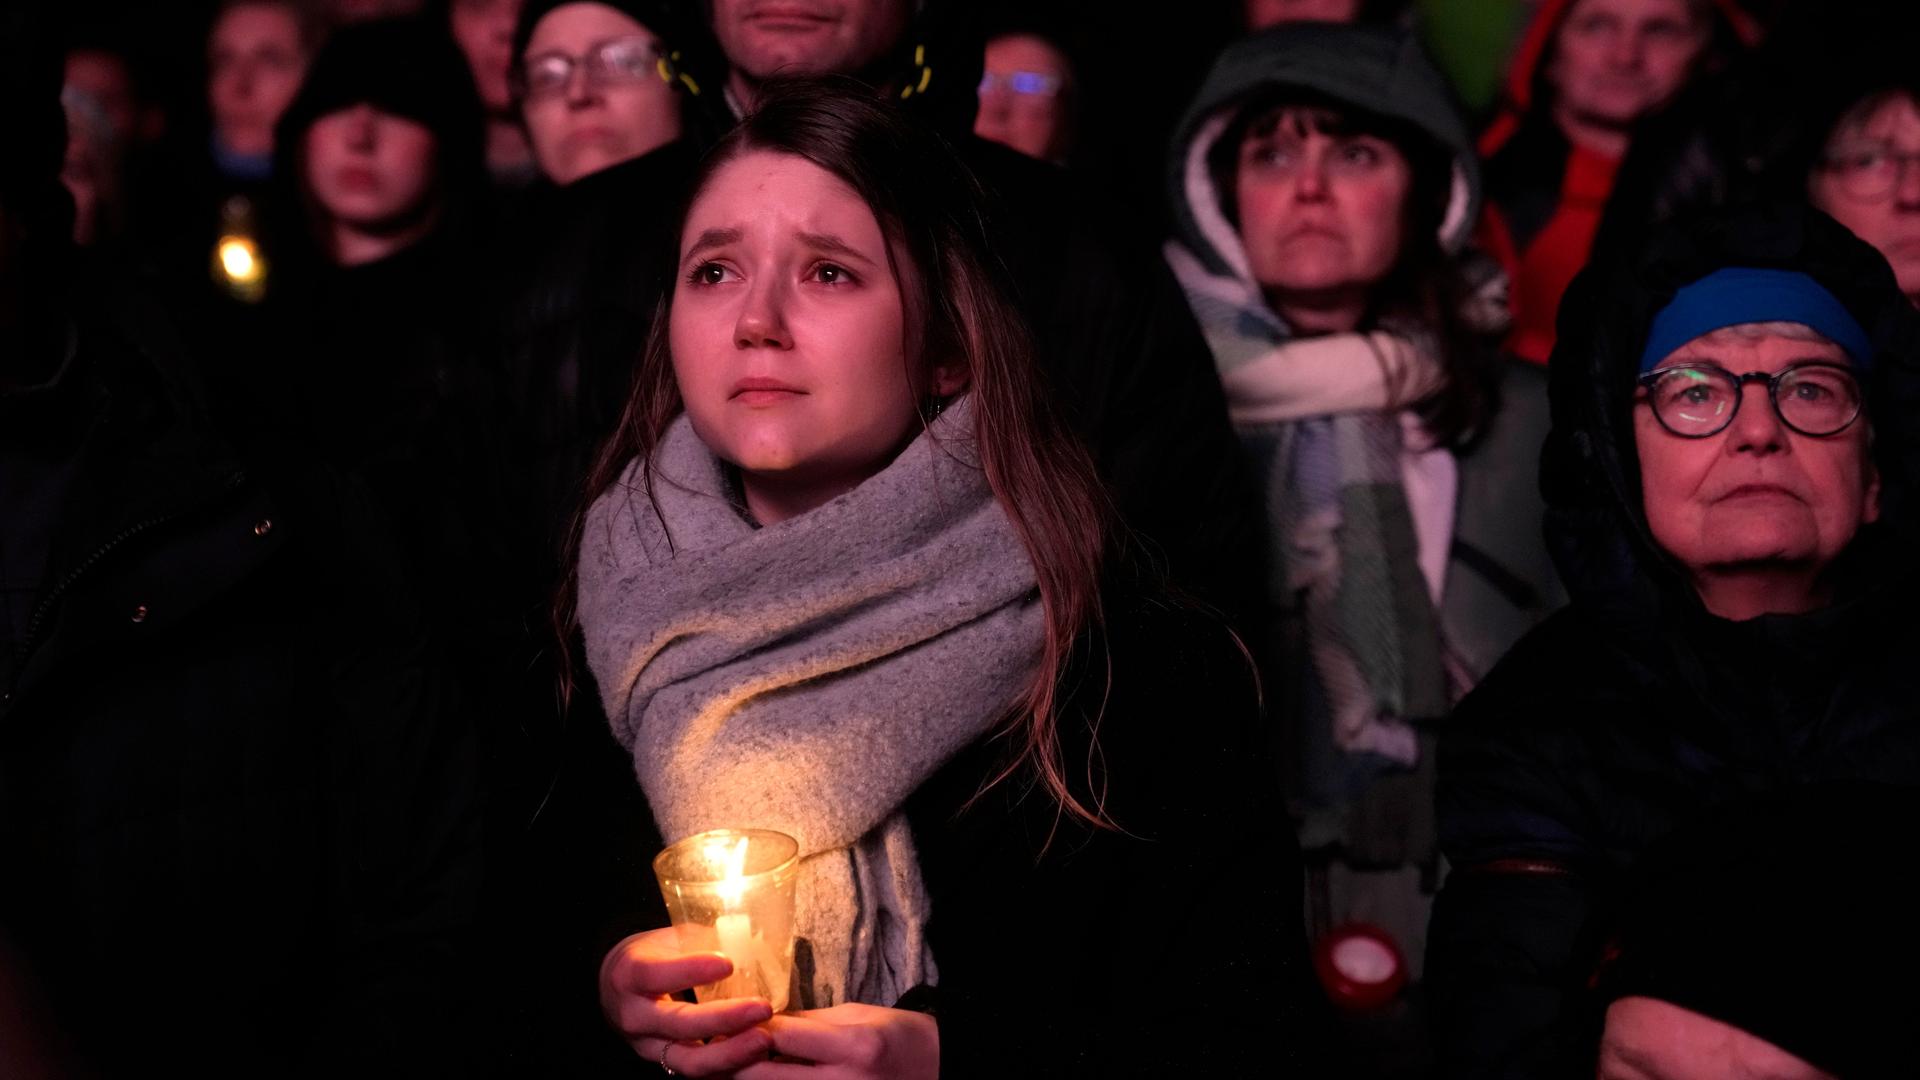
[4,0,1919,1076]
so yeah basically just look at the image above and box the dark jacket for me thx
[496,140,697,571]
[963,137,1265,625]
[0,282,482,1076]
[523,594,1322,1078]
[1427,205,1920,1078]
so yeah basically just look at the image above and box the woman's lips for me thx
[334,166,379,191]
[1715,483,1802,503]
[731,377,806,404]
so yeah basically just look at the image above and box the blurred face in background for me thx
[62,90,124,247]
[208,2,310,157]
[303,103,440,260]
[711,0,911,85]
[973,33,1072,163]
[64,49,140,142]
[520,2,681,185]
[1811,92,1920,307]
[1548,0,1708,134]
[450,0,524,114]
[1243,0,1362,29]
[1233,106,1412,330]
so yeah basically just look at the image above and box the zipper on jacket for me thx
[2,470,249,708]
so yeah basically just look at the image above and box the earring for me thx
[924,395,947,420]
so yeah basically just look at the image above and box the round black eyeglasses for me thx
[1636,361,1864,439]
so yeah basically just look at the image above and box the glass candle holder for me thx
[653,828,801,1012]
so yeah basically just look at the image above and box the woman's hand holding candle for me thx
[734,1003,939,1080]
[599,927,776,1075]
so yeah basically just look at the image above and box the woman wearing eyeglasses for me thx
[1807,77,1920,311]
[492,0,710,638]
[513,0,693,186]
[1427,205,1920,1076]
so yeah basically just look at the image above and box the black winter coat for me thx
[1427,205,1920,1078]
[0,286,482,1077]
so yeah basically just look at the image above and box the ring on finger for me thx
[658,1039,680,1076]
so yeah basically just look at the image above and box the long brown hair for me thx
[556,76,1120,829]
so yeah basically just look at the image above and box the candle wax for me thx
[716,913,757,995]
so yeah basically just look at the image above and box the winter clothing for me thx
[233,16,509,664]
[1638,267,1874,370]
[496,139,695,569]
[579,400,1043,1011]
[965,136,1264,630]
[1590,7,1920,273]
[1481,0,1758,365]
[699,7,1264,627]
[571,422,1319,1076]
[1165,23,1560,857]
[1428,204,1920,1078]
[0,278,482,1077]
[1592,783,1920,1080]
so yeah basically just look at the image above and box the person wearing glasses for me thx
[1808,82,1920,310]
[512,0,688,186]
[1427,205,1920,1077]
[494,0,705,558]
[972,25,1074,165]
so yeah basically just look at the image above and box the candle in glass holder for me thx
[653,828,801,1011]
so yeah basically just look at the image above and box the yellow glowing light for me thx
[218,237,261,283]
[703,835,751,905]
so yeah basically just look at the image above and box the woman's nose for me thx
[735,282,792,350]
[1725,380,1788,453]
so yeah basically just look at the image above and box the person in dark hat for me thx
[1428,201,1920,1076]
[1591,783,1919,1080]
[230,17,513,719]
[275,15,486,266]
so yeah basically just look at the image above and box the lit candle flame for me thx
[704,835,751,906]
[218,236,261,283]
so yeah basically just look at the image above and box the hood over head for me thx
[1165,22,1480,286]
[274,17,486,193]
[268,17,485,263]
[1542,201,1920,622]
[1479,0,1760,158]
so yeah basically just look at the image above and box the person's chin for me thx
[1696,521,1822,566]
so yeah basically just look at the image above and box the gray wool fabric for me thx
[577,398,1043,1009]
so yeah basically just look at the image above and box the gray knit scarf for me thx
[576,398,1043,1010]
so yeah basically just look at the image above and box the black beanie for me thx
[1594,782,1920,1079]
[274,16,485,183]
